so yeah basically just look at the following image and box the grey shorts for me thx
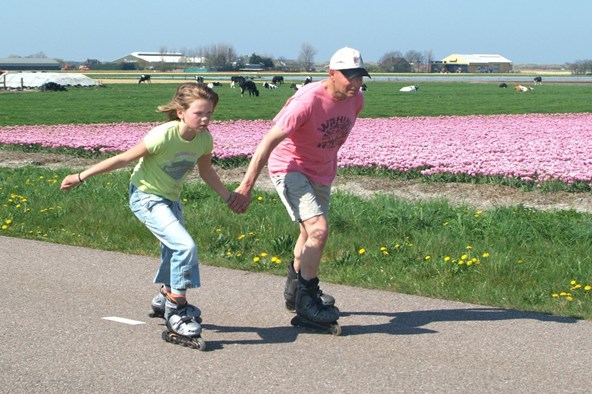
[272,172,331,222]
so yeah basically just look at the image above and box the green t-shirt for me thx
[130,120,213,201]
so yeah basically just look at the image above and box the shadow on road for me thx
[200,307,578,349]
[341,307,578,335]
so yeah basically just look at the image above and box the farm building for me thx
[0,58,61,71]
[112,52,204,69]
[438,54,513,73]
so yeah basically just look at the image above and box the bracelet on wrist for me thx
[78,173,84,183]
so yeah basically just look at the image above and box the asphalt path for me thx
[1,236,590,393]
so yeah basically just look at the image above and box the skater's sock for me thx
[298,275,318,287]
[170,288,187,298]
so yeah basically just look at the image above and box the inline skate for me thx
[149,286,202,323]
[284,260,336,311]
[290,276,341,336]
[161,294,206,350]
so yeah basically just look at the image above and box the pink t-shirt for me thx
[269,81,364,185]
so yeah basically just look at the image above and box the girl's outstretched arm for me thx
[60,142,149,190]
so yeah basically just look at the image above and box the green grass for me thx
[2,167,591,319]
[2,78,592,320]
[1,80,591,126]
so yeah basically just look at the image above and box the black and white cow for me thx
[195,76,204,83]
[499,83,508,88]
[138,74,151,84]
[399,85,419,92]
[240,80,259,97]
[230,76,246,88]
[533,76,543,85]
[263,82,277,90]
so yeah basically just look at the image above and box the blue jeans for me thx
[129,185,200,290]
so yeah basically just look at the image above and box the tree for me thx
[248,53,274,69]
[379,51,410,72]
[298,43,317,72]
[199,43,238,71]
[405,50,424,72]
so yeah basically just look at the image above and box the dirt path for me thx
[3,151,592,213]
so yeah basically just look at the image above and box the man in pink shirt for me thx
[235,47,369,334]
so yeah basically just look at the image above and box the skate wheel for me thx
[329,323,342,336]
[190,336,207,351]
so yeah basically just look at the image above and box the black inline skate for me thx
[290,276,341,336]
[149,286,202,323]
[284,260,336,312]
[161,294,206,350]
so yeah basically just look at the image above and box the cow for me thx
[499,83,508,88]
[290,83,303,90]
[230,76,246,89]
[533,76,543,85]
[40,82,67,91]
[263,82,277,90]
[272,76,284,85]
[399,85,419,92]
[195,76,204,83]
[361,83,368,91]
[514,84,534,92]
[304,76,313,85]
[240,80,259,97]
[138,74,151,84]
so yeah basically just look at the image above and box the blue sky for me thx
[5,0,590,64]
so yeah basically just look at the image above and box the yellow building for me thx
[440,54,513,73]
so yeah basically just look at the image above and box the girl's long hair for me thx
[157,82,219,121]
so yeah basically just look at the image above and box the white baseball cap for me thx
[329,47,371,78]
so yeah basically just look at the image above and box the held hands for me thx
[225,191,251,214]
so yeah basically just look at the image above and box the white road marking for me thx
[102,316,146,325]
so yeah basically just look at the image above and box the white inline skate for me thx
[161,294,206,350]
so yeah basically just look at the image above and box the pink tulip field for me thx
[1,113,591,186]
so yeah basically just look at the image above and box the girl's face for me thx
[178,98,215,132]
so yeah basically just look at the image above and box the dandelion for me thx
[482,252,490,258]
[466,245,473,250]
[424,255,431,261]
[271,256,282,264]
[585,285,591,291]
[552,293,559,298]
[444,256,451,262]
[253,256,260,263]
[567,296,573,302]
[238,234,245,240]
[570,280,577,286]
[260,252,268,257]
[257,196,264,201]
[461,254,468,260]
[358,248,366,255]
[517,259,524,264]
